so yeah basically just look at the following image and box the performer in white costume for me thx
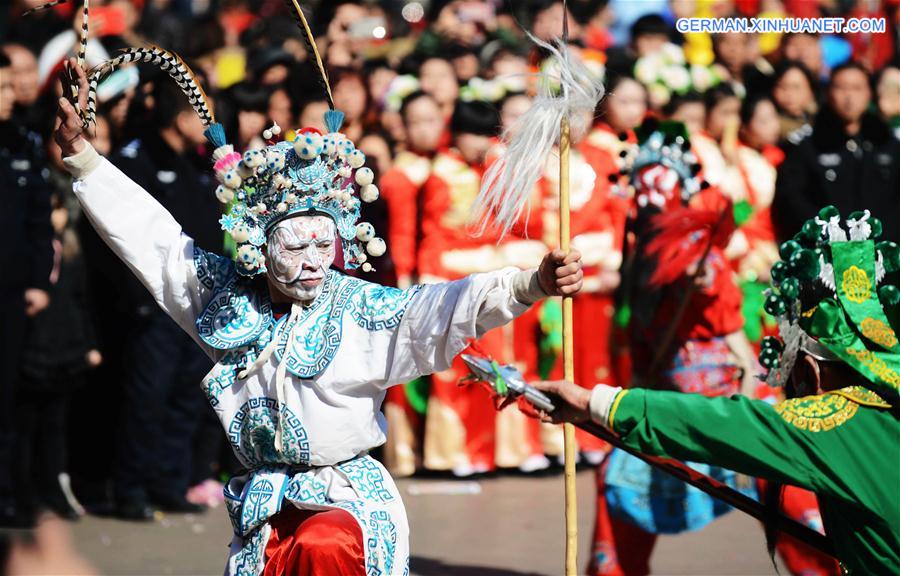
[54,56,583,575]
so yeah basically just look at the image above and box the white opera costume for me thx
[64,143,545,576]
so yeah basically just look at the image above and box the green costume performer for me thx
[538,206,900,574]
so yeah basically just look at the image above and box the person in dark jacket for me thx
[0,52,54,527]
[17,192,101,523]
[78,76,222,520]
[773,62,900,244]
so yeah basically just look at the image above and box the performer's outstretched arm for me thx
[382,250,582,387]
[533,380,876,504]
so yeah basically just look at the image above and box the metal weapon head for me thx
[460,354,556,412]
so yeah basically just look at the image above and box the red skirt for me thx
[263,506,366,576]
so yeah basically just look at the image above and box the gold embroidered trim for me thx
[859,317,898,349]
[844,347,900,389]
[775,393,859,432]
[831,386,891,408]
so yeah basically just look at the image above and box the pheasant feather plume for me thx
[86,46,215,127]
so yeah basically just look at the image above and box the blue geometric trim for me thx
[227,397,310,468]
[197,281,273,350]
[366,509,398,576]
[272,271,357,379]
[194,247,235,291]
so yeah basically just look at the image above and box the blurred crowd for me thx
[1,0,899,529]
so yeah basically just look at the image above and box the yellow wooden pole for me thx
[559,115,578,575]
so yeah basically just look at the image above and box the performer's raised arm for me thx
[55,60,212,343]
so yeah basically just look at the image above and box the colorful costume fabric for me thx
[591,124,749,575]
[65,146,543,575]
[590,206,900,574]
[605,386,898,574]
[378,150,432,477]
[417,149,546,474]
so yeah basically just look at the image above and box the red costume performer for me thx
[418,147,546,474]
[379,149,432,477]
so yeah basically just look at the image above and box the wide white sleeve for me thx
[66,144,216,351]
[383,267,544,386]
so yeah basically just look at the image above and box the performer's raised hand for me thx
[529,380,592,424]
[54,58,89,158]
[537,249,583,297]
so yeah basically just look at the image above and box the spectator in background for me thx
[447,43,480,83]
[605,13,670,77]
[499,92,533,134]
[297,94,330,133]
[771,60,819,140]
[780,32,825,80]
[876,64,900,137]
[364,59,398,111]
[418,56,460,119]
[773,62,900,244]
[0,52,53,527]
[267,84,295,133]
[247,47,293,86]
[17,190,101,522]
[2,44,41,112]
[224,81,270,150]
[663,92,706,136]
[712,29,752,88]
[530,0,581,43]
[332,68,370,142]
[90,78,220,520]
[380,90,446,290]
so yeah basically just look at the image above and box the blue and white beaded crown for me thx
[204,112,384,277]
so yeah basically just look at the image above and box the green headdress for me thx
[760,206,900,406]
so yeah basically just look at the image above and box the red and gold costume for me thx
[378,150,433,477]
[418,149,546,474]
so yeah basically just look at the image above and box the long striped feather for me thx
[283,0,333,109]
[86,46,215,128]
[72,0,90,120]
[21,0,69,16]
[77,0,89,69]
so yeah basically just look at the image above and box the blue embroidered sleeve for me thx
[348,282,422,331]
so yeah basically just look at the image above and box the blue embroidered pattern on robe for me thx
[227,398,310,468]
[336,458,395,504]
[332,500,397,576]
[366,510,398,576]
[270,272,418,379]
[271,272,353,378]
[231,524,270,576]
[348,283,422,331]
[283,473,329,505]
[224,457,404,576]
[197,280,273,350]
[194,247,235,291]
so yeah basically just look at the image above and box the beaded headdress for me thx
[608,120,708,208]
[760,206,900,405]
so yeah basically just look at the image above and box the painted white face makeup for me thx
[266,215,337,302]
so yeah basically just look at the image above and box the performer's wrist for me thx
[589,385,624,428]
[62,141,101,180]
[512,268,546,305]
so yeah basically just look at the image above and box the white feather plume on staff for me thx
[472,36,604,236]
